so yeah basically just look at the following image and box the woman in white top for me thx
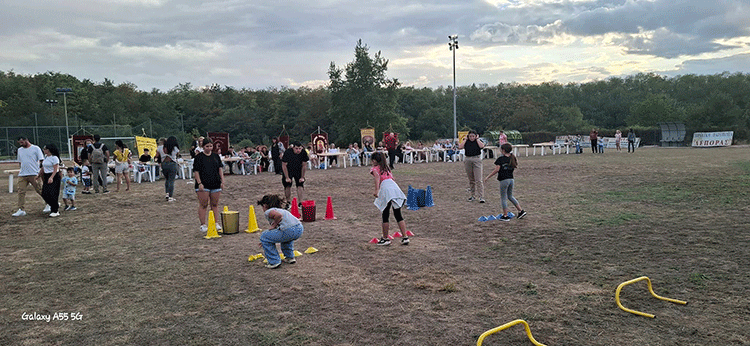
[158,136,180,202]
[257,194,304,269]
[39,144,62,217]
[615,130,622,151]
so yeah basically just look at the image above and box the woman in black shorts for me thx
[193,138,224,233]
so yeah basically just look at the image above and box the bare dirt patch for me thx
[2,147,749,345]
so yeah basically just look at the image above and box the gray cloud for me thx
[1,0,749,91]
[472,0,750,57]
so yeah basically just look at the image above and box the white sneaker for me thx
[215,223,222,231]
[43,205,51,213]
[167,197,176,202]
[200,224,208,233]
[12,209,26,217]
[49,212,60,217]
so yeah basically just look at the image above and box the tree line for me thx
[2,41,748,148]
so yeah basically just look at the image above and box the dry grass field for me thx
[1,146,749,345]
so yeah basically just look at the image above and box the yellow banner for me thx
[135,136,157,157]
[360,128,375,148]
[458,131,469,144]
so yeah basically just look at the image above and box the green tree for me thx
[328,40,406,145]
[627,93,684,127]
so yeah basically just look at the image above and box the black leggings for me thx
[382,201,404,223]
[41,172,61,213]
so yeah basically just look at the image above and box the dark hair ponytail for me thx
[370,152,390,174]
[257,194,284,209]
[500,143,517,168]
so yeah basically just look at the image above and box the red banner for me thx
[311,133,328,154]
[207,132,229,155]
[72,135,93,164]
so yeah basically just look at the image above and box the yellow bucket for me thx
[220,211,240,234]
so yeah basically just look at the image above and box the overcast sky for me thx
[1,0,749,92]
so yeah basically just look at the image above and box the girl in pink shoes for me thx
[370,152,410,245]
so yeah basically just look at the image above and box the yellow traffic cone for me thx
[248,253,265,262]
[293,250,303,257]
[223,206,229,212]
[204,211,221,239]
[304,247,318,254]
[244,205,262,233]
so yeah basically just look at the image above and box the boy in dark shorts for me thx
[281,141,309,207]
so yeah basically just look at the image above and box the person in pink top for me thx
[370,152,410,246]
[498,130,508,145]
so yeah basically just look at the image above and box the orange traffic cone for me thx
[204,211,221,239]
[405,230,415,237]
[324,196,336,220]
[290,197,301,219]
[393,231,403,238]
[244,205,262,233]
[369,238,379,244]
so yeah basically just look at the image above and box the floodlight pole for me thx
[448,35,458,143]
[55,88,73,159]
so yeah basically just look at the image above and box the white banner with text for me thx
[691,131,733,147]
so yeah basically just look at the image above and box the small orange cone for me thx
[405,230,415,237]
[324,196,336,220]
[204,211,221,239]
[387,234,394,240]
[244,205,262,233]
[290,197,301,219]
[369,238,379,244]
[393,231,403,238]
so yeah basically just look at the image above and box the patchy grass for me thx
[1,146,750,346]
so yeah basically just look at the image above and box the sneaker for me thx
[517,210,527,219]
[12,209,26,217]
[167,197,176,202]
[376,238,391,246]
[82,191,92,194]
[49,212,60,217]
[283,257,296,264]
[200,224,208,233]
[265,262,281,269]
[68,207,77,211]
[467,197,476,202]
[401,237,410,245]
[43,205,51,213]
[165,195,170,201]
[64,206,71,211]
[215,223,222,231]
[499,215,511,222]
[479,199,486,203]
[102,190,110,194]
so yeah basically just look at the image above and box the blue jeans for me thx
[161,161,178,197]
[260,224,303,265]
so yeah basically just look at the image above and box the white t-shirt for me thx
[264,207,302,230]
[17,145,45,177]
[42,155,60,174]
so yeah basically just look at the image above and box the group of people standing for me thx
[590,128,638,153]
[12,134,127,218]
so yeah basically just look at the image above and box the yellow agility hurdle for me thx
[477,319,547,346]
[615,276,687,318]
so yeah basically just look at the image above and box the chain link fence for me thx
[1,125,135,160]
